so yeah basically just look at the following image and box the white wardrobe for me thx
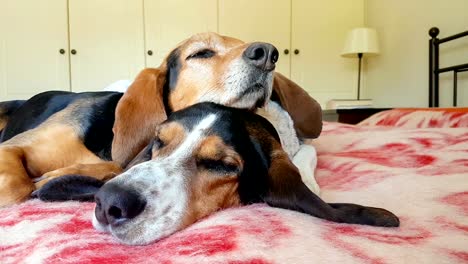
[0,0,364,106]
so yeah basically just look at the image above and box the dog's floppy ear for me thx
[263,138,399,227]
[112,68,168,167]
[271,72,322,139]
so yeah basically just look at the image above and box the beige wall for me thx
[365,0,468,107]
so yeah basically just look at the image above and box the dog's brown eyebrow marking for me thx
[154,122,186,158]
[196,135,226,159]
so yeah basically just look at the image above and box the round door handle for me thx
[71,49,77,55]
[147,50,153,56]
[284,49,289,55]
[294,49,300,55]
[59,49,65,54]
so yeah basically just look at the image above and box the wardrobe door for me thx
[291,0,364,107]
[218,0,291,77]
[144,0,218,67]
[68,0,145,92]
[0,0,70,100]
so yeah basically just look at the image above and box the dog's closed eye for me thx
[186,49,216,60]
[197,158,240,174]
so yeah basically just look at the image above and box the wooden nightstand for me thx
[322,108,391,125]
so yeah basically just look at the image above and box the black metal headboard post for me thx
[429,27,468,107]
[429,27,440,107]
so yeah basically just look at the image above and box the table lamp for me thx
[341,27,380,100]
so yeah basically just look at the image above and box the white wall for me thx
[365,0,468,107]
[292,0,365,107]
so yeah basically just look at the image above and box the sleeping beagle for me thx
[39,103,398,245]
[0,32,322,206]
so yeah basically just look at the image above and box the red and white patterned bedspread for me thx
[358,108,468,128]
[1,109,467,264]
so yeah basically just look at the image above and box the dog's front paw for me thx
[33,167,78,189]
[32,173,58,189]
[32,175,104,202]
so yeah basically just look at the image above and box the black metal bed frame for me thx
[428,27,468,107]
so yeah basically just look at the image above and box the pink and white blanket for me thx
[1,109,467,264]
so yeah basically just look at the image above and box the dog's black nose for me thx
[243,42,279,71]
[94,183,146,226]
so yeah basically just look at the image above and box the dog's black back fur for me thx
[0,91,123,160]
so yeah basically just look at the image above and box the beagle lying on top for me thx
[39,103,399,245]
[0,32,321,206]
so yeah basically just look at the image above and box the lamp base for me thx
[326,99,373,110]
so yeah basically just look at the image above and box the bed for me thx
[1,107,467,264]
[1,27,468,263]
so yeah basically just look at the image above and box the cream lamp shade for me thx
[341,27,380,57]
